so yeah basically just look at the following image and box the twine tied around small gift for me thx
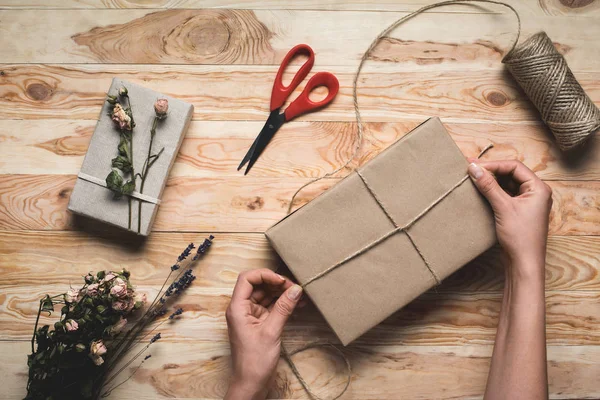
[280,0,600,398]
[77,172,161,205]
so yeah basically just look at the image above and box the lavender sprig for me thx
[169,308,183,320]
[193,235,214,261]
[97,236,213,398]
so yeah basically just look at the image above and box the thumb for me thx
[266,285,303,336]
[468,162,508,209]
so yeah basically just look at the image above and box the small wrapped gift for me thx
[68,78,193,236]
[266,117,496,345]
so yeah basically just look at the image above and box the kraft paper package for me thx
[266,117,497,345]
[68,78,193,236]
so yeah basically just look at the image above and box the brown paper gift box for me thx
[266,117,497,345]
[68,78,193,236]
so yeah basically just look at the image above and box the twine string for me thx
[77,172,161,205]
[287,0,520,215]
[301,143,492,289]
[280,343,352,400]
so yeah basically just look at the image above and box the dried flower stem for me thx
[100,254,192,374]
[124,96,136,231]
[103,341,152,389]
[128,197,132,230]
[137,116,164,233]
[31,300,43,353]
[100,358,147,398]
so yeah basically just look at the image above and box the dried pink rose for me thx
[89,339,107,366]
[125,297,135,313]
[65,319,79,332]
[90,340,107,357]
[84,273,94,284]
[64,288,80,303]
[110,277,128,298]
[154,98,168,119]
[111,103,132,131]
[112,300,128,312]
[134,293,147,310]
[104,272,116,282]
[86,283,99,297]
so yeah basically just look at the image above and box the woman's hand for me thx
[469,160,551,400]
[468,160,553,279]
[224,269,303,400]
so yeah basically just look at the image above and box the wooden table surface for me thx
[1,0,600,399]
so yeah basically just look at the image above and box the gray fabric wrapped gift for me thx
[68,78,193,236]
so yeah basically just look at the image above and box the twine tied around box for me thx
[280,142,491,400]
[280,0,600,399]
[77,172,161,205]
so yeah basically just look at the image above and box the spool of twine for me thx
[503,31,600,151]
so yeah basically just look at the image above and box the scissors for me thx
[238,44,340,175]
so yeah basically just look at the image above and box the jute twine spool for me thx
[281,1,599,399]
[503,31,600,151]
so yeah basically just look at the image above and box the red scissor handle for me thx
[270,44,315,111]
[283,72,339,121]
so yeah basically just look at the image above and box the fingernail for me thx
[276,274,286,281]
[287,285,303,301]
[468,163,484,180]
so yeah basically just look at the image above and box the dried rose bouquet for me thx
[25,236,214,399]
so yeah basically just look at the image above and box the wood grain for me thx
[1,0,599,15]
[1,1,599,398]
[1,8,599,69]
[1,64,599,122]
[2,341,599,399]
[1,232,599,292]
[0,174,597,234]
[3,119,600,180]
[2,284,600,345]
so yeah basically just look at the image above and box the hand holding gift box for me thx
[267,117,497,345]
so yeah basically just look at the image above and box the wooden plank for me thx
[2,119,600,180]
[2,341,599,399]
[2,282,600,345]
[0,174,597,234]
[1,9,599,69]
[0,64,599,123]
[1,231,599,292]
[1,0,599,16]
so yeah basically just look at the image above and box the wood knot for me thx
[231,195,265,211]
[485,90,508,107]
[0,71,5,76]
[26,82,52,101]
[58,188,71,199]
[246,196,264,211]
[181,16,230,57]
[71,9,274,64]
[559,0,594,8]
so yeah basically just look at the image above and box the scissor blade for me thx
[244,112,286,175]
[237,110,280,171]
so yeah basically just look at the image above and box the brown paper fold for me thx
[266,117,496,345]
